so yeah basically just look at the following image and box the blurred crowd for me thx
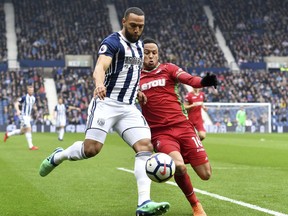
[208,0,288,64]
[0,0,287,129]
[13,0,111,61]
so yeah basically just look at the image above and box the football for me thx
[145,153,176,183]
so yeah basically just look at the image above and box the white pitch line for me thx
[117,167,288,216]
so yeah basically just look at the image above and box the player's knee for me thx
[175,164,187,175]
[133,138,154,153]
[199,169,212,181]
[83,139,102,158]
[198,132,206,141]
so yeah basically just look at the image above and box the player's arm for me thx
[93,55,112,100]
[183,101,193,110]
[202,104,208,112]
[68,106,81,112]
[175,68,218,89]
[14,98,22,116]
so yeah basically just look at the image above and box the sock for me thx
[59,128,65,140]
[25,132,33,148]
[8,129,21,137]
[53,141,87,164]
[174,172,198,206]
[134,151,152,206]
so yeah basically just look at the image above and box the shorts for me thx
[151,121,208,167]
[193,120,206,133]
[55,117,66,127]
[85,97,151,146]
[20,115,31,128]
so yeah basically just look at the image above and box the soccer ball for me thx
[145,153,176,183]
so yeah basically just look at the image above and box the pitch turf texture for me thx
[1,132,287,216]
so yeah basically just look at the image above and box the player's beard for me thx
[125,29,142,43]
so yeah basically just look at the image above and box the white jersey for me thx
[19,94,36,116]
[55,104,68,127]
[98,31,143,105]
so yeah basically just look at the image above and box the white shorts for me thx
[85,97,151,146]
[55,117,66,127]
[20,115,31,128]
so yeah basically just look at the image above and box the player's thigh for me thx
[194,121,206,133]
[179,126,209,167]
[151,133,181,155]
[21,116,31,128]
[85,99,119,144]
[114,106,151,147]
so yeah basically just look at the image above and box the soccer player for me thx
[139,38,218,216]
[54,96,81,141]
[39,7,170,216]
[236,106,246,133]
[3,85,39,150]
[184,88,208,140]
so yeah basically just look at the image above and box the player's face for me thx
[58,98,63,104]
[27,86,34,95]
[122,13,144,43]
[143,43,159,70]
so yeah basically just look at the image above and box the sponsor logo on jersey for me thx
[124,56,143,66]
[141,78,166,90]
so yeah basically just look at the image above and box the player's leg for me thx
[114,106,170,215]
[20,116,38,150]
[194,121,206,141]
[24,127,38,150]
[4,128,21,142]
[178,123,209,215]
[58,126,65,141]
[39,98,114,177]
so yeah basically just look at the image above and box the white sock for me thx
[25,132,33,148]
[54,141,87,164]
[8,129,21,137]
[59,128,65,140]
[135,151,152,206]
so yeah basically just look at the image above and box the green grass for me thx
[0,132,288,216]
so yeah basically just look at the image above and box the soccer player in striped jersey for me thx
[39,7,170,216]
[4,85,38,150]
[139,38,218,216]
[54,96,81,141]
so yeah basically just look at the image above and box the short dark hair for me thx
[124,7,145,18]
[143,38,159,47]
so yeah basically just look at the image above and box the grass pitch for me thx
[0,132,287,216]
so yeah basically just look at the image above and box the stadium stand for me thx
[0,0,287,132]
[208,0,288,64]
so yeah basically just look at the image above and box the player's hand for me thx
[200,72,218,89]
[137,90,147,105]
[94,85,106,100]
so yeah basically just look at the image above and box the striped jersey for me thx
[19,94,36,116]
[54,104,69,119]
[98,31,144,105]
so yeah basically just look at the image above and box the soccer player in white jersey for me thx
[54,96,81,141]
[39,7,170,216]
[4,85,39,150]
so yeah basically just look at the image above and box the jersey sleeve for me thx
[168,63,202,88]
[18,96,25,104]
[54,105,57,111]
[98,34,119,58]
